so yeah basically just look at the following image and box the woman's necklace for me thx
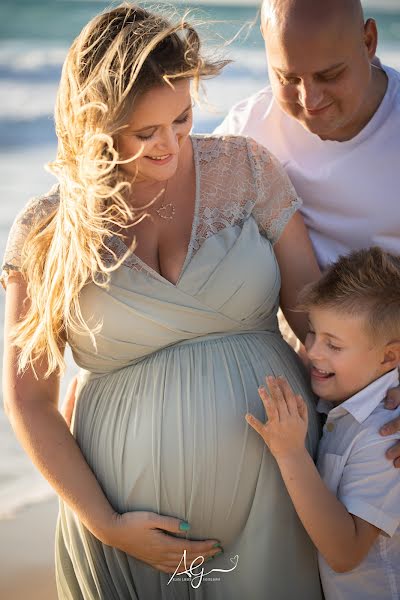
[155,180,175,221]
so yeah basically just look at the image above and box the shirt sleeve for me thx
[213,99,249,136]
[337,419,400,537]
[246,137,302,245]
[0,184,59,289]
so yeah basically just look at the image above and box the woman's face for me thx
[117,79,193,184]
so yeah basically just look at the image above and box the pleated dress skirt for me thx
[56,331,322,600]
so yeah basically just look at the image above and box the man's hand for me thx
[60,375,78,428]
[381,386,400,467]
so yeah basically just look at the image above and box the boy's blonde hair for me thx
[298,247,400,343]
[10,3,228,378]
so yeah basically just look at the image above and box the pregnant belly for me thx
[73,332,319,548]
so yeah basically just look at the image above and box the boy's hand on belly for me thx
[104,511,223,574]
[245,376,308,461]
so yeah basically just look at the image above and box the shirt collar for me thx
[316,369,399,424]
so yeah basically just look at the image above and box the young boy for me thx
[246,247,400,600]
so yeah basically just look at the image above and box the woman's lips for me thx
[145,154,174,166]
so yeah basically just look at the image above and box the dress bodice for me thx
[1,135,301,374]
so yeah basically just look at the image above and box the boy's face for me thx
[305,306,388,403]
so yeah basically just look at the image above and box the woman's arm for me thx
[273,212,320,343]
[61,375,78,428]
[3,274,116,540]
[3,273,221,572]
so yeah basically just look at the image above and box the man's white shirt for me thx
[214,64,400,270]
[316,369,400,600]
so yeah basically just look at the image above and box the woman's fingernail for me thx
[214,550,223,557]
[179,521,190,531]
[206,556,214,562]
[213,542,222,548]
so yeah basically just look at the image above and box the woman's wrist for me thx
[89,508,122,545]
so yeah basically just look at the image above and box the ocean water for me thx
[0,0,399,519]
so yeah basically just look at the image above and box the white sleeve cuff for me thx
[341,496,400,537]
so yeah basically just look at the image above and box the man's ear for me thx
[381,341,400,370]
[364,18,378,61]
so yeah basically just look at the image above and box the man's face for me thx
[264,18,376,141]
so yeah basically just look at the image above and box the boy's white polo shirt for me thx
[316,368,400,600]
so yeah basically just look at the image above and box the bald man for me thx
[215,0,400,460]
[216,0,398,268]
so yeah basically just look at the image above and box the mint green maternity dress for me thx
[1,135,322,599]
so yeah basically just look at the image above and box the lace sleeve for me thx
[247,138,302,245]
[0,184,60,289]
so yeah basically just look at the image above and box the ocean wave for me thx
[0,81,58,120]
[0,478,56,520]
[0,41,67,73]
[0,116,57,149]
[0,45,267,124]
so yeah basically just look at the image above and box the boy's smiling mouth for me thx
[311,366,335,380]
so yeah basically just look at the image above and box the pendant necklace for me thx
[155,180,175,221]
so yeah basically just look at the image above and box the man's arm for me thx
[381,386,400,467]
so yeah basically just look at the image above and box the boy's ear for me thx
[381,341,400,369]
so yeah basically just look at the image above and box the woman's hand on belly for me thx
[104,510,223,574]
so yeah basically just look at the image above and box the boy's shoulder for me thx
[352,402,400,448]
[318,397,400,465]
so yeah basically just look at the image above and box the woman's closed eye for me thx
[135,112,191,141]
[176,110,191,123]
[135,128,157,141]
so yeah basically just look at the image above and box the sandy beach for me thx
[0,496,59,600]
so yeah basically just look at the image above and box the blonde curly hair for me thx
[11,2,228,378]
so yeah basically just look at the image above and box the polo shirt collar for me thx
[316,369,399,424]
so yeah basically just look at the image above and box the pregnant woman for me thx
[2,5,322,599]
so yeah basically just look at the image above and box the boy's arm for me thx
[277,448,379,572]
[245,377,382,572]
